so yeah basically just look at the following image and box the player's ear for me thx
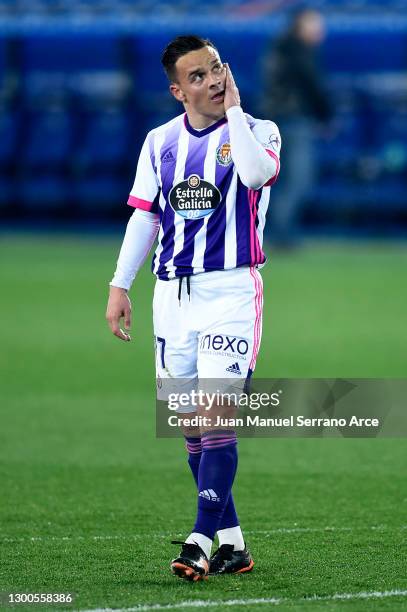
[170,83,186,103]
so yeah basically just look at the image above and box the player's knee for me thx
[197,399,237,431]
[179,417,200,438]
[182,425,201,437]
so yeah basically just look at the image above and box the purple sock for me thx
[192,430,238,541]
[185,436,240,531]
[217,492,239,530]
[185,436,201,486]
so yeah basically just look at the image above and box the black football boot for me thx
[171,540,209,581]
[209,543,254,575]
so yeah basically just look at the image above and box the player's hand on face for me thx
[223,63,241,112]
[106,286,132,341]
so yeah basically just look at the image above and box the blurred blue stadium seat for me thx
[0,111,18,210]
[313,179,407,212]
[317,113,361,173]
[20,110,74,169]
[324,31,407,72]
[0,111,19,168]
[0,177,14,208]
[74,174,129,213]
[0,36,5,86]
[18,175,69,211]
[21,35,123,71]
[20,35,131,109]
[75,110,132,170]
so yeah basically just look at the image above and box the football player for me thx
[106,35,281,581]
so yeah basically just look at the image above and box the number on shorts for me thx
[156,336,166,369]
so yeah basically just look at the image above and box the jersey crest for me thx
[216,142,232,167]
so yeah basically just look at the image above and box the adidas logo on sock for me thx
[199,489,220,502]
[162,150,175,163]
[226,362,241,374]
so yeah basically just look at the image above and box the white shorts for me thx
[153,266,263,410]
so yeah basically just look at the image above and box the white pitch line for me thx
[80,599,283,612]
[79,589,407,612]
[0,534,174,543]
[311,590,407,601]
[1,525,405,544]
[246,524,400,535]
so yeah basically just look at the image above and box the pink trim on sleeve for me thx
[127,195,155,211]
[264,149,280,187]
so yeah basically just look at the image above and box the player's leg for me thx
[184,267,263,574]
[180,418,201,511]
[153,278,210,581]
[192,396,253,575]
[184,434,201,484]
[187,398,239,559]
[171,420,210,581]
[153,274,201,454]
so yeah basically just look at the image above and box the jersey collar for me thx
[184,113,227,138]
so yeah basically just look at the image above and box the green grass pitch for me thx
[0,234,406,611]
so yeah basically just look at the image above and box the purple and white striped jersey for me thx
[128,112,280,280]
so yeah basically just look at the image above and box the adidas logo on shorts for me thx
[199,489,220,502]
[226,362,241,375]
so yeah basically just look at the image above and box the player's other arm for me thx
[106,209,159,341]
[224,64,280,190]
[106,134,160,342]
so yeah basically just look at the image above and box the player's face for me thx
[170,46,226,129]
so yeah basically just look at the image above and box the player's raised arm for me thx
[224,64,280,190]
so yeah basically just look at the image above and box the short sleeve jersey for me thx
[128,112,281,280]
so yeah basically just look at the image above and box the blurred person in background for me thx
[264,7,333,248]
